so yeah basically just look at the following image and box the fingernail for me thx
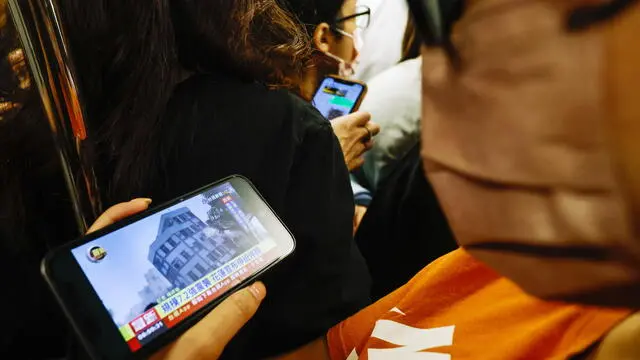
[248,282,266,301]
[138,198,152,205]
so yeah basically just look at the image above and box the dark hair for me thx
[280,0,345,37]
[57,0,312,203]
[172,1,311,90]
[401,13,423,62]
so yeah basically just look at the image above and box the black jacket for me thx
[141,74,372,358]
[355,144,456,301]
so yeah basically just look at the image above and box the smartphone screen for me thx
[312,76,366,120]
[45,176,294,358]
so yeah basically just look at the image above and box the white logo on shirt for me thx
[390,307,406,316]
[345,313,455,360]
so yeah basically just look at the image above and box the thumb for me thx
[167,282,266,359]
[87,198,152,234]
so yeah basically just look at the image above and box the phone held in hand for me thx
[311,75,368,120]
[41,175,296,360]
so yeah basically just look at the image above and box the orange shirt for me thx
[328,249,631,360]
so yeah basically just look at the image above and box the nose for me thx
[352,30,362,62]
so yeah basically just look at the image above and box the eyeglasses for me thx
[406,0,639,69]
[335,5,371,30]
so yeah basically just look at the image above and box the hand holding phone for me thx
[312,75,367,120]
[331,112,380,171]
[42,176,295,360]
[86,199,267,360]
[153,281,264,360]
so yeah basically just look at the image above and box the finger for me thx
[87,198,152,233]
[360,126,374,144]
[366,121,381,136]
[347,111,372,127]
[364,138,375,150]
[177,282,266,359]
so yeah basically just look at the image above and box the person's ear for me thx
[312,22,332,52]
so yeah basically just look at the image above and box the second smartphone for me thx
[312,75,367,120]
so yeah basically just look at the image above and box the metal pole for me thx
[7,0,101,232]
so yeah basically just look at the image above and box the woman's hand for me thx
[87,198,152,233]
[151,282,265,360]
[88,199,267,360]
[331,112,380,171]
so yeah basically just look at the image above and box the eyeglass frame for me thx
[333,5,371,31]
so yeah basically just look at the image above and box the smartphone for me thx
[311,75,367,120]
[42,175,295,360]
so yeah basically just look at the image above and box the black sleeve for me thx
[355,144,457,301]
[222,108,372,359]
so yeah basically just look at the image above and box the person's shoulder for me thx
[174,74,322,120]
[279,89,328,123]
[361,57,422,95]
[167,75,332,144]
[272,88,332,134]
[174,73,287,102]
[167,74,308,125]
[366,57,422,90]
[359,58,422,113]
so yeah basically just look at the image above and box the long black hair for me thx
[401,12,423,62]
[1,0,185,249]
[58,0,183,204]
[59,0,311,204]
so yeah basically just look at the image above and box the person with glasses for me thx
[282,0,380,232]
[282,0,371,98]
[283,0,380,173]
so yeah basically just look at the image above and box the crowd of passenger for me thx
[2,0,640,359]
